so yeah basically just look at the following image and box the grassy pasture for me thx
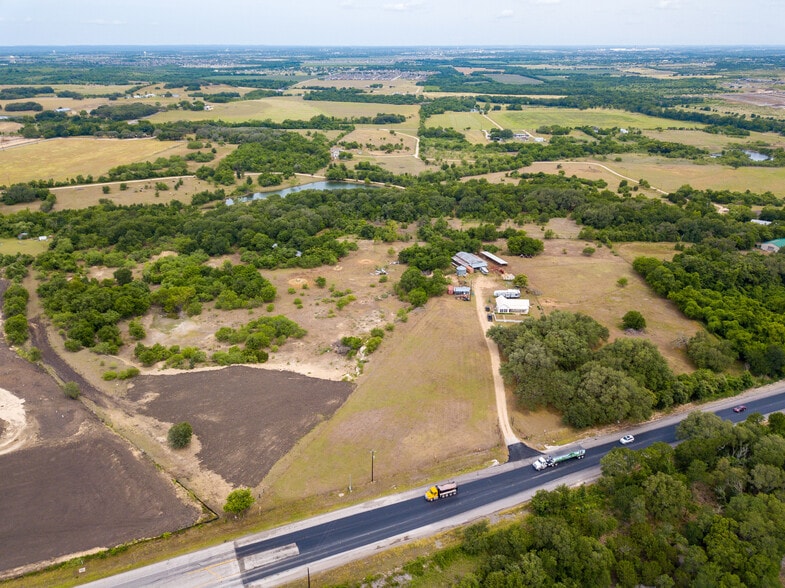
[265,294,502,501]
[0,137,189,185]
[499,228,700,376]
[642,128,785,151]
[489,107,704,131]
[290,77,424,95]
[0,121,23,136]
[596,154,785,196]
[701,97,785,121]
[147,95,420,124]
[0,237,50,256]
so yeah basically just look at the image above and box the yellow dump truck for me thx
[424,482,458,501]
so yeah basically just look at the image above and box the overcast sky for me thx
[0,0,782,47]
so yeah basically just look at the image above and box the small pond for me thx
[744,150,771,162]
[226,181,374,205]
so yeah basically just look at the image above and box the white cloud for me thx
[657,0,682,8]
[383,1,423,10]
[498,9,514,18]
[82,18,125,25]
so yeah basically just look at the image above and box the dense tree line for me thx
[98,156,189,183]
[1,183,53,205]
[3,101,43,112]
[91,103,159,121]
[303,87,422,104]
[208,131,330,180]
[0,86,54,100]
[488,311,752,428]
[442,414,785,587]
[2,282,30,345]
[18,110,155,140]
[575,187,785,246]
[634,243,785,378]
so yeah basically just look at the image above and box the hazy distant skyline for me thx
[0,0,782,47]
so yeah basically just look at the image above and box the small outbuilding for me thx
[481,250,508,266]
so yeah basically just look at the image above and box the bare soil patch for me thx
[0,286,200,577]
[126,367,353,489]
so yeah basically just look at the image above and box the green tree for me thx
[128,319,146,340]
[686,331,736,372]
[223,488,255,515]
[113,267,133,286]
[3,314,28,345]
[622,310,646,331]
[167,421,193,449]
[513,274,529,289]
[643,472,690,522]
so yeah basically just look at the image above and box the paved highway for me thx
[86,388,785,587]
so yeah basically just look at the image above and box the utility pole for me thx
[370,449,376,483]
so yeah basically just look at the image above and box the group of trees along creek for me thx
[4,170,785,381]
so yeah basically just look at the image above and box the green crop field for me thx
[489,107,704,131]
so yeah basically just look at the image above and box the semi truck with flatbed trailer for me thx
[531,449,585,470]
[424,482,458,501]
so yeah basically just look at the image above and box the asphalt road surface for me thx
[85,388,785,587]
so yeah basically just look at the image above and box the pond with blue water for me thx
[225,181,374,205]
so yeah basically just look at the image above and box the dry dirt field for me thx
[126,367,354,488]
[0,293,201,578]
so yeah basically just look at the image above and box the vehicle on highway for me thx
[532,449,585,470]
[424,482,458,501]
[619,434,635,445]
[733,405,747,413]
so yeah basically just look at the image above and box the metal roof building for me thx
[453,251,488,271]
[481,250,508,266]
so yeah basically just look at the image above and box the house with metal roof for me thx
[761,238,785,252]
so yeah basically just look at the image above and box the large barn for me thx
[452,251,489,274]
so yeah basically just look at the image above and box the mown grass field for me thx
[0,137,188,185]
[264,295,503,502]
[489,107,704,131]
[0,237,50,256]
[427,111,489,132]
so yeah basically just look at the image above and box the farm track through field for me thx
[28,317,108,409]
